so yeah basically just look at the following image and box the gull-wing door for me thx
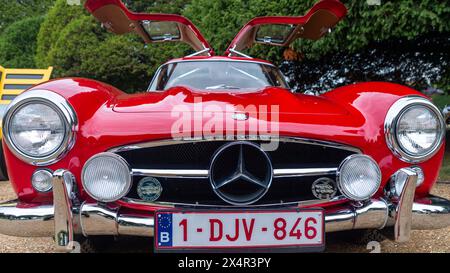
[85,0,213,55]
[225,0,347,56]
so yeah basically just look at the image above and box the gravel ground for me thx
[0,182,449,253]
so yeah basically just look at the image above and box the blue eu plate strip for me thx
[157,213,173,247]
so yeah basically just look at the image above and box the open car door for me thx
[225,0,347,56]
[85,0,212,56]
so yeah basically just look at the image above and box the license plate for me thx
[155,209,324,252]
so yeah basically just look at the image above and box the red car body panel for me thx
[2,0,445,216]
[3,77,444,210]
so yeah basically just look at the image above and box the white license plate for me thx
[155,209,324,251]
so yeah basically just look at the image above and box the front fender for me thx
[2,78,125,203]
[322,82,444,198]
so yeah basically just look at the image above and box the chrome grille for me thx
[112,137,360,207]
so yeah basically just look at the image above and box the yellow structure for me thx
[0,66,53,137]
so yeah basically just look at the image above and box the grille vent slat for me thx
[115,139,358,207]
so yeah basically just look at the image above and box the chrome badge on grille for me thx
[137,177,163,202]
[311,177,337,200]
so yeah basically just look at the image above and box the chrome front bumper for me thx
[0,168,449,252]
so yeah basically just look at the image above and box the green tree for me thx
[35,0,86,68]
[124,0,190,14]
[185,0,450,61]
[0,16,44,68]
[34,0,450,92]
[35,0,192,92]
[0,0,55,34]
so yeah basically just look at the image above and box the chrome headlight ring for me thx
[2,90,77,166]
[384,96,445,163]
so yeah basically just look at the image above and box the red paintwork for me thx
[2,0,445,214]
[2,77,444,209]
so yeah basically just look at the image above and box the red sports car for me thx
[0,0,448,252]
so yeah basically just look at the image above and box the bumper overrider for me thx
[0,169,449,252]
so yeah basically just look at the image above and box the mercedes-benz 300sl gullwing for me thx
[0,0,449,253]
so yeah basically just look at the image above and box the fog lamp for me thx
[32,169,53,192]
[338,155,382,201]
[82,153,131,202]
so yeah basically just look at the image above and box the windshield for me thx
[148,61,289,91]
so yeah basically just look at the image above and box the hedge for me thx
[33,0,450,92]
[0,16,44,68]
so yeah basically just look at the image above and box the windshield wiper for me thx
[205,84,241,90]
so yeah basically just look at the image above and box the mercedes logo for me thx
[209,142,273,205]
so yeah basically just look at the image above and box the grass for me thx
[431,94,449,182]
[432,94,450,109]
[439,150,450,182]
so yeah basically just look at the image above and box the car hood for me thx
[108,86,367,145]
[113,86,350,116]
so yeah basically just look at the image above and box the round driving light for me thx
[137,177,162,202]
[32,169,53,192]
[338,155,382,201]
[411,166,425,187]
[3,90,77,166]
[9,102,65,157]
[396,106,440,156]
[385,97,445,163]
[82,153,131,202]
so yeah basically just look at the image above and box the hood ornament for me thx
[232,112,249,121]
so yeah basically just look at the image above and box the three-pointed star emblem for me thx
[209,141,273,205]
[213,145,268,190]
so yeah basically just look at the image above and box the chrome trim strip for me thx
[121,196,348,209]
[79,203,119,236]
[130,167,338,179]
[228,46,253,59]
[186,48,212,57]
[411,195,450,230]
[2,89,78,166]
[117,213,155,237]
[132,169,209,179]
[108,136,362,154]
[0,201,54,237]
[384,96,446,163]
[274,168,337,178]
[163,58,273,67]
[79,203,155,237]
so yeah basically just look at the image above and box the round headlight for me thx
[3,90,77,166]
[82,153,132,202]
[385,97,445,163]
[338,155,382,201]
[10,103,65,157]
[397,106,440,154]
